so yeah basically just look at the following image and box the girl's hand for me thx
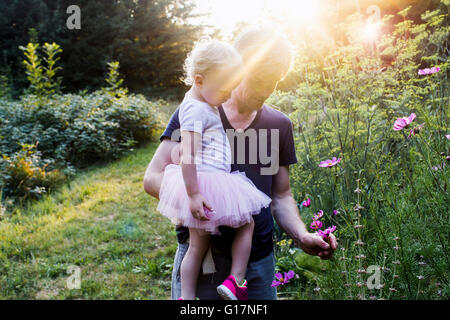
[188,193,214,221]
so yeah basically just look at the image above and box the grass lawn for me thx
[0,141,177,299]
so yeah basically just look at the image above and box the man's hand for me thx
[271,165,338,260]
[297,232,338,260]
[188,193,214,221]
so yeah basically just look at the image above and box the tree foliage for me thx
[0,0,202,98]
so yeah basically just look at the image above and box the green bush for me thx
[0,143,66,200]
[0,92,165,200]
[0,40,166,201]
[0,92,164,164]
[19,42,62,99]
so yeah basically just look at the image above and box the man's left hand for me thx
[297,232,338,260]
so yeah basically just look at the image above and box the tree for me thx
[0,0,204,98]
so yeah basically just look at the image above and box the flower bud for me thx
[357,269,367,274]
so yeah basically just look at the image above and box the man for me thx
[144,26,337,300]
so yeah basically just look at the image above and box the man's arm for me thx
[271,165,337,260]
[143,138,179,199]
[144,104,181,199]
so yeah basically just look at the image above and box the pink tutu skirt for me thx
[156,164,272,235]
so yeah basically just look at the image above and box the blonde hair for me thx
[234,25,294,81]
[182,37,243,86]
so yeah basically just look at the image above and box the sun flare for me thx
[193,0,323,36]
[361,21,381,41]
[270,0,321,22]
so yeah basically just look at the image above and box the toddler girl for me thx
[157,38,272,300]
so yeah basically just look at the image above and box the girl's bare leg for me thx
[180,228,210,300]
[230,219,254,285]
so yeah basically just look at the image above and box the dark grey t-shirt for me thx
[159,103,298,262]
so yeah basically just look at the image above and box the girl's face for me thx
[195,66,242,107]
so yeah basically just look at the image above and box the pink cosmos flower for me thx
[310,220,323,230]
[271,270,296,287]
[418,66,440,75]
[393,113,416,131]
[333,209,339,216]
[319,157,341,168]
[302,198,311,207]
[446,134,450,140]
[432,162,446,171]
[317,225,337,240]
[313,210,324,220]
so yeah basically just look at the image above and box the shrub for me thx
[0,92,164,167]
[19,42,62,99]
[0,92,165,200]
[0,143,66,200]
[0,39,166,200]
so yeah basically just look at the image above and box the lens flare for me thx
[361,21,381,41]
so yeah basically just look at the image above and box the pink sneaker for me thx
[217,275,248,300]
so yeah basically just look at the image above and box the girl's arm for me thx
[180,130,213,221]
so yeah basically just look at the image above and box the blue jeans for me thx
[171,241,277,300]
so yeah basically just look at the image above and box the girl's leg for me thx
[180,228,210,300]
[230,219,255,285]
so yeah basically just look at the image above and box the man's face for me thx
[237,72,279,111]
